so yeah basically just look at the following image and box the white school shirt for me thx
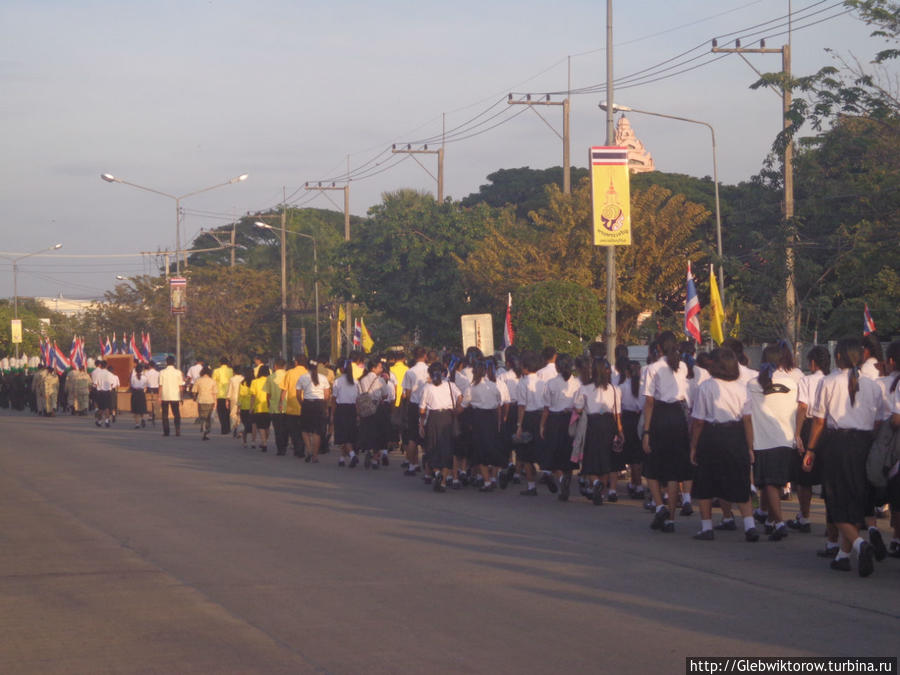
[382,372,398,405]
[797,371,824,419]
[497,370,519,404]
[618,380,645,413]
[574,382,620,415]
[892,381,900,416]
[784,367,804,383]
[130,372,149,390]
[90,368,104,388]
[227,374,244,405]
[516,373,546,412]
[737,364,758,386]
[860,357,880,380]
[692,378,747,424]
[144,367,160,389]
[158,366,183,401]
[357,372,386,403]
[401,361,429,405]
[332,376,358,404]
[466,379,501,410]
[876,374,898,422]
[641,359,690,405]
[186,362,203,384]
[743,373,798,450]
[297,372,330,400]
[450,371,471,400]
[536,362,558,382]
[811,369,882,431]
[420,381,462,412]
[542,374,581,412]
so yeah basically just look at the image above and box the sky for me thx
[0,0,890,301]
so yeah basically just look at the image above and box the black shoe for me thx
[423,475,432,485]
[520,487,538,497]
[650,507,669,530]
[888,542,900,559]
[381,454,389,466]
[858,541,875,577]
[559,474,571,502]
[433,475,443,493]
[714,519,737,531]
[868,530,888,562]
[592,489,603,506]
[479,483,495,492]
[276,451,286,456]
[202,434,209,441]
[403,469,416,476]
[744,527,760,542]
[786,516,811,533]
[830,557,851,572]
[816,546,840,558]
[512,476,522,485]
[364,453,372,469]
[304,454,312,463]
[643,500,656,511]
[141,419,146,428]
[95,420,102,427]
[680,502,693,517]
[768,525,789,542]
[764,523,775,536]
[661,522,675,533]
[104,421,110,428]
[451,480,462,490]
[401,460,410,469]
[693,529,714,541]
[349,455,359,468]
[607,492,618,503]
[498,469,510,490]
[753,511,768,524]
[260,445,267,453]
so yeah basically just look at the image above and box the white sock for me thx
[682,494,692,504]
[852,537,864,554]
[743,516,755,531]
[797,515,809,524]
[835,549,850,560]
[656,504,666,514]
[349,451,356,458]
[701,519,713,532]
[824,541,839,550]
[608,489,617,496]
[527,481,536,490]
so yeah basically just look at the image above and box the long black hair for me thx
[886,340,900,393]
[834,337,864,406]
[614,344,629,384]
[626,360,641,398]
[556,353,573,382]
[757,345,790,394]
[708,348,740,382]
[657,331,680,373]
[680,340,696,379]
[591,357,612,390]
[806,346,831,376]
[339,358,354,385]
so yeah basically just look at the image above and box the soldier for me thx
[32,367,46,415]
[44,367,59,415]
[71,366,92,415]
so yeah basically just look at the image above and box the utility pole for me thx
[390,144,444,202]
[712,37,795,344]
[605,0,616,361]
[305,181,351,356]
[507,94,571,194]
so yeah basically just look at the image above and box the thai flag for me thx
[103,336,113,356]
[52,340,71,373]
[684,261,702,344]
[69,336,78,365]
[141,332,152,363]
[352,319,362,349]
[41,338,50,366]
[129,332,144,363]
[503,292,514,349]
[72,337,85,369]
[863,303,876,336]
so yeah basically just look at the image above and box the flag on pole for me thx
[684,262,701,344]
[359,318,374,353]
[141,332,152,362]
[103,336,113,356]
[338,305,346,324]
[40,338,50,366]
[503,292,515,349]
[129,332,144,362]
[709,265,725,346]
[730,312,742,339]
[52,340,71,373]
[863,303,876,336]
[352,319,361,349]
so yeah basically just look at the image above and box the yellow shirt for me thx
[282,365,308,416]
[249,376,269,413]
[212,365,233,399]
[390,361,409,407]
[351,362,364,381]
[238,383,252,410]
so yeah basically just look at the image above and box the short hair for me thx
[166,356,175,366]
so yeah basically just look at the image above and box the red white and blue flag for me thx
[40,338,50,366]
[352,319,362,349]
[684,261,702,344]
[503,292,514,349]
[141,332,152,363]
[863,303,876,336]
[51,340,71,374]
[103,336,113,356]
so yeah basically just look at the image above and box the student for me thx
[618,360,646,500]
[226,367,245,440]
[446,353,472,488]
[642,331,692,532]
[574,357,623,506]
[804,338,884,576]
[466,359,504,492]
[790,346,830,537]
[496,348,521,488]
[130,364,149,429]
[540,354,580,501]
[238,367,253,447]
[283,355,309,457]
[332,359,360,467]
[192,366,218,441]
[514,351,551,496]
[744,345,800,541]
[420,361,463,492]
[860,335,884,380]
[882,341,900,558]
[357,358,387,469]
[690,348,759,541]
[266,359,288,455]
[249,365,271,452]
[296,358,331,463]
[536,346,558,382]
[401,347,430,475]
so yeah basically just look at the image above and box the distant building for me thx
[615,115,655,174]
[36,295,94,316]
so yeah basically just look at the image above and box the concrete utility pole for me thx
[507,94,571,194]
[305,181,351,356]
[712,38,795,344]
[604,0,616,361]
[390,144,444,202]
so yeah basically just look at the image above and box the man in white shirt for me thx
[159,356,184,437]
[144,361,160,426]
[536,346,558,382]
[401,347,433,475]
[92,360,118,428]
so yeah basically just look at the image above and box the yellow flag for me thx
[710,266,725,345]
[360,317,374,353]
[338,305,345,324]
[730,311,741,338]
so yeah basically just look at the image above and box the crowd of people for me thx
[3,333,899,578]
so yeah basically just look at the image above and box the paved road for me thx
[1,411,898,674]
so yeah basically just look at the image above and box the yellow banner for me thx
[11,319,22,344]
[590,146,631,246]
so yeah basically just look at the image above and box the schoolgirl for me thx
[446,353,472,488]
[496,348,521,488]
[574,357,623,506]
[401,347,431,476]
[357,358,387,469]
[618,360,645,500]
[744,344,800,541]
[130,364,149,429]
[419,361,463,492]
[790,346,830,537]
[642,331,692,532]
[720,338,760,523]
[466,359,504,491]
[375,357,397,467]
[296,358,331,463]
[514,351,551,496]
[689,348,759,541]
[804,338,883,576]
[332,359,360,467]
[881,341,900,557]
[249,365,271,452]
[860,335,884,380]
[238,367,253,448]
[540,354,580,501]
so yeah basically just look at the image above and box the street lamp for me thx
[101,172,248,370]
[1,243,63,360]
[598,103,725,305]
[255,222,320,357]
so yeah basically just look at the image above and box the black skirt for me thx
[691,421,750,503]
[621,410,644,466]
[357,408,379,452]
[453,407,473,460]
[425,409,456,470]
[470,407,504,467]
[790,418,823,486]
[130,388,147,415]
[252,412,271,430]
[515,409,542,464]
[403,402,422,445]
[542,410,577,472]
[753,446,793,488]
[644,400,692,482]
[300,398,327,434]
[822,428,875,525]
[333,403,358,445]
[582,412,617,476]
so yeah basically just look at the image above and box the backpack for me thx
[356,377,379,418]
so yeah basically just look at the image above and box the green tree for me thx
[513,281,604,352]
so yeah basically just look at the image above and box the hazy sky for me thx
[0,0,888,300]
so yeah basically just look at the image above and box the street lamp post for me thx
[255,222,320,357]
[598,103,725,304]
[2,243,63,360]
[101,172,248,370]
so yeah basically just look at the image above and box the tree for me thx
[513,281,604,352]
[461,166,590,220]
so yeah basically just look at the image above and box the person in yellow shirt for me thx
[249,365,271,452]
[267,358,288,455]
[238,367,253,448]
[212,357,234,435]
[388,348,409,453]
[282,355,309,457]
